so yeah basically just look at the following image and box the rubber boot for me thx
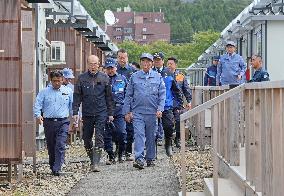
[106,151,116,165]
[91,147,102,172]
[165,138,173,157]
[86,148,94,170]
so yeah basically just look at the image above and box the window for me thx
[142,27,147,32]
[155,18,161,23]
[127,19,133,24]
[143,35,147,40]
[115,36,122,40]
[124,35,133,41]
[124,28,133,33]
[115,28,122,32]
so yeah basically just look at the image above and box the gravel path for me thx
[68,147,180,196]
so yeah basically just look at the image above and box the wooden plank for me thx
[260,89,267,195]
[180,84,245,121]
[220,100,225,158]
[245,80,284,90]
[262,89,273,196]
[271,89,282,196]
[180,120,186,196]
[244,90,251,182]
[228,94,240,166]
[239,91,245,147]
[249,90,255,186]
[254,89,262,191]
[212,105,219,196]
[223,99,229,161]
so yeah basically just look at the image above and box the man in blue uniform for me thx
[204,56,219,86]
[73,55,114,172]
[216,41,247,86]
[116,48,137,161]
[153,52,183,157]
[34,70,73,176]
[248,54,270,82]
[103,58,128,164]
[62,68,75,91]
[152,52,166,146]
[167,56,192,148]
[123,53,166,169]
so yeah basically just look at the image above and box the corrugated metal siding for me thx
[75,32,82,81]
[0,0,22,163]
[47,27,76,72]
[82,37,91,72]
[21,8,36,158]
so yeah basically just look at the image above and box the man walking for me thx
[123,53,166,169]
[116,48,137,161]
[103,58,128,164]
[73,55,114,172]
[34,70,73,176]
[153,52,183,157]
[167,56,192,148]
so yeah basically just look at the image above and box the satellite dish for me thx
[104,10,116,25]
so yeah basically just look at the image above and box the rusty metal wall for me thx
[21,8,36,158]
[0,0,22,163]
[47,27,76,73]
[75,32,82,81]
[82,37,91,72]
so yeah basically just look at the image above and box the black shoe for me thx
[52,171,60,176]
[133,159,144,169]
[106,158,116,165]
[118,154,126,163]
[175,139,181,148]
[106,152,116,165]
[146,160,155,167]
[125,153,134,161]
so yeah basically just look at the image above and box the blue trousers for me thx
[43,118,69,172]
[104,114,127,154]
[133,113,157,162]
[155,118,164,140]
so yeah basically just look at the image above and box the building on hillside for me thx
[105,6,171,44]
[187,0,284,85]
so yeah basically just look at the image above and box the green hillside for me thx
[80,0,251,43]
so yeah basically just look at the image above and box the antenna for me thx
[104,10,116,31]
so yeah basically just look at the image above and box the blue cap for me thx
[153,52,165,60]
[226,41,236,47]
[213,56,220,60]
[104,58,116,68]
[140,53,153,61]
[62,68,74,79]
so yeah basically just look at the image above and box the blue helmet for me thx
[62,68,74,79]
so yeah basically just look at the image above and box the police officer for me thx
[216,41,247,86]
[153,52,183,157]
[167,56,192,148]
[62,68,75,91]
[204,56,219,86]
[73,55,114,172]
[103,58,128,164]
[249,54,270,82]
[116,48,137,161]
[123,53,166,169]
[34,70,73,176]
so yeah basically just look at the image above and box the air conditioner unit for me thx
[51,41,65,62]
